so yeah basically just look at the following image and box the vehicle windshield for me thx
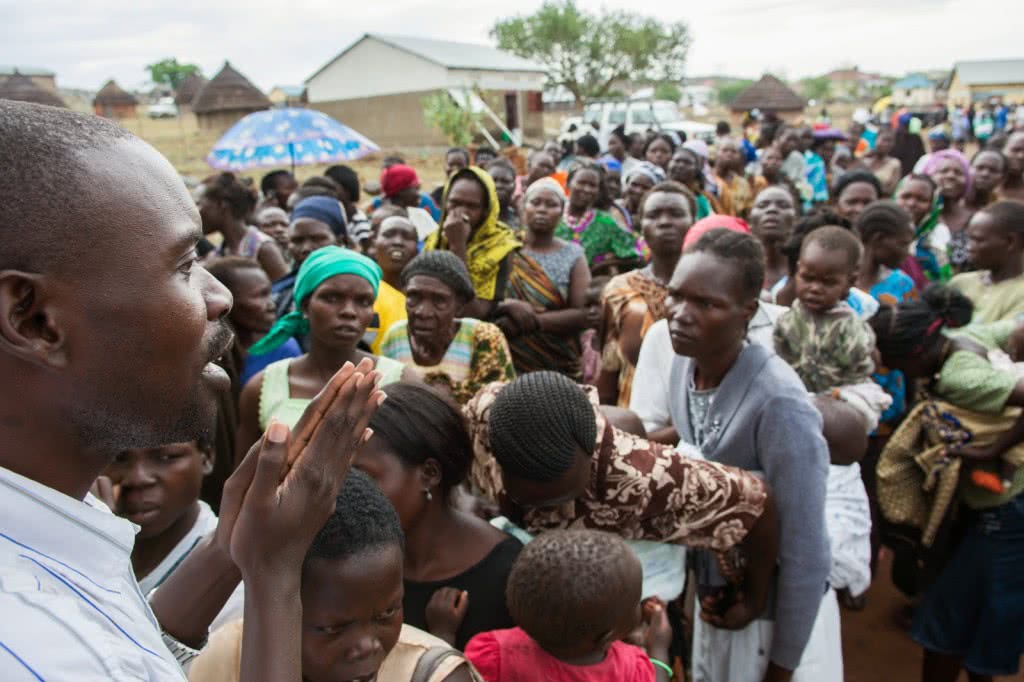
[653,102,679,123]
[630,108,656,125]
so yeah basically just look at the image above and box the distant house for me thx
[269,85,307,107]
[823,67,887,101]
[305,33,547,147]
[948,59,1024,105]
[0,70,65,108]
[0,65,57,94]
[729,75,805,123]
[891,74,937,107]
[192,62,271,131]
[93,79,138,119]
[174,73,208,115]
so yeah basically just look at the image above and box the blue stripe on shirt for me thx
[0,532,120,595]
[21,556,163,660]
[0,638,46,681]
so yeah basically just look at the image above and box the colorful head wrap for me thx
[600,156,623,173]
[423,167,521,301]
[249,246,382,354]
[922,149,972,195]
[683,215,751,250]
[625,161,666,186]
[380,164,420,199]
[524,177,567,205]
[291,196,347,237]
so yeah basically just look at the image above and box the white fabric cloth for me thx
[630,302,786,433]
[407,207,439,241]
[0,466,185,680]
[139,501,243,634]
[824,464,872,596]
[692,588,843,682]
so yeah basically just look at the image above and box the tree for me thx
[492,1,689,106]
[654,82,681,103]
[422,90,483,146]
[799,76,832,104]
[146,58,201,91]
[714,80,754,107]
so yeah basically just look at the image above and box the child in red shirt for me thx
[464,530,673,682]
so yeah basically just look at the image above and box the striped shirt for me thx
[0,466,184,680]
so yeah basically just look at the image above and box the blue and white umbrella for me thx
[206,107,380,171]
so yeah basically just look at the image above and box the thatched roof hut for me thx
[93,79,138,118]
[192,62,270,130]
[0,70,66,108]
[174,72,207,111]
[730,75,806,117]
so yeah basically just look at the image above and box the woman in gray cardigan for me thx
[664,228,837,682]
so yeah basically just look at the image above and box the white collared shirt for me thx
[0,466,185,680]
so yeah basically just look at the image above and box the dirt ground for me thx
[841,551,1024,682]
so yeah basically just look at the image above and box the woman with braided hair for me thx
[871,286,1024,682]
[463,372,779,639]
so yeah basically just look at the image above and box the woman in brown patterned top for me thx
[463,372,778,629]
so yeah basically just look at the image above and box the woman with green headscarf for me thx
[236,246,413,459]
[424,166,521,321]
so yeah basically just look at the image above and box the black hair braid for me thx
[870,285,973,359]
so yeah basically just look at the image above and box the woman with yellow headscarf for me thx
[424,167,521,320]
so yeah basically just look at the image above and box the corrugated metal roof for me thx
[954,59,1024,86]
[307,33,546,84]
[0,65,56,77]
[370,33,546,72]
[892,74,933,90]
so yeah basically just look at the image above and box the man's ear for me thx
[0,271,69,369]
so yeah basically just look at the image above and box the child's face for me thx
[105,441,210,540]
[301,545,404,682]
[583,285,605,330]
[870,225,914,270]
[896,179,933,225]
[966,211,1015,271]
[795,242,855,314]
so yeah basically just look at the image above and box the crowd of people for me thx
[3,94,1024,682]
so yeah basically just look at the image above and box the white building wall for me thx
[307,38,448,102]
[445,68,545,92]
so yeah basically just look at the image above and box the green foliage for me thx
[146,58,201,90]
[422,90,482,147]
[800,76,832,103]
[492,0,689,105]
[654,82,681,102]
[715,80,754,107]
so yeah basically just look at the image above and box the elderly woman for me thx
[499,177,591,379]
[380,251,516,404]
[255,206,290,260]
[425,167,521,321]
[557,160,644,272]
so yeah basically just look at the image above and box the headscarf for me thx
[380,164,420,199]
[599,156,623,174]
[249,246,381,354]
[424,167,521,300]
[683,215,751,250]
[524,177,566,205]
[291,196,347,237]
[625,161,666,186]
[922,149,972,195]
[400,251,476,303]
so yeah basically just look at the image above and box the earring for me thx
[423,488,433,502]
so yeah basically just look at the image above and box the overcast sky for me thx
[5,0,1020,91]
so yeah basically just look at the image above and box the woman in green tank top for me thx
[236,246,412,461]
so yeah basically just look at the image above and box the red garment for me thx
[899,254,929,292]
[682,215,751,250]
[465,627,655,682]
[380,164,420,198]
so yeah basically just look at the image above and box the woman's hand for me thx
[425,588,469,645]
[443,211,473,254]
[497,300,539,334]
[217,358,384,579]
